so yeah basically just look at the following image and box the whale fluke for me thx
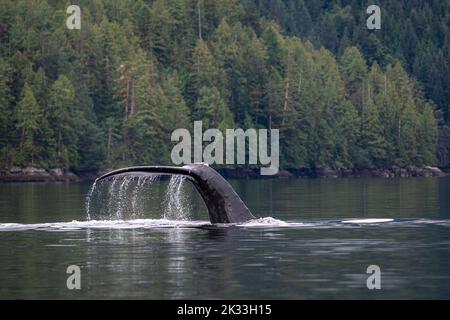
[95,164,255,224]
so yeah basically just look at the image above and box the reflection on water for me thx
[0,177,450,299]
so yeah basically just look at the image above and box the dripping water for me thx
[130,175,156,219]
[85,181,96,221]
[163,175,192,221]
[85,174,193,221]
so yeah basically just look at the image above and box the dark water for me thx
[1,177,450,299]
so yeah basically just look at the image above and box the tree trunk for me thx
[282,48,292,126]
[107,126,112,159]
[58,129,61,159]
[197,1,203,40]
[282,78,290,126]
[130,80,136,115]
[124,78,130,119]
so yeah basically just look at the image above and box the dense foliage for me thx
[0,0,442,171]
[251,0,450,166]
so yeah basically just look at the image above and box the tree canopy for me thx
[0,0,443,171]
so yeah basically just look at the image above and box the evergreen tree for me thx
[162,71,190,131]
[0,59,12,167]
[148,0,172,64]
[0,0,442,171]
[340,47,367,113]
[47,75,78,167]
[190,39,220,101]
[15,83,52,166]
[417,103,438,165]
[195,86,234,130]
[356,97,386,167]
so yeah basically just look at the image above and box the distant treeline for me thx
[0,0,442,171]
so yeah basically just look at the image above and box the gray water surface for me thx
[1,177,450,299]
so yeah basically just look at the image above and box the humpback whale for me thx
[95,163,255,224]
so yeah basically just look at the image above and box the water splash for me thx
[1,218,440,232]
[130,175,156,219]
[85,181,96,221]
[115,176,134,218]
[85,174,193,221]
[0,219,210,232]
[163,175,192,221]
[342,218,394,224]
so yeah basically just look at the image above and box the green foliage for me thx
[15,83,54,167]
[251,0,449,166]
[0,0,441,171]
[195,86,234,130]
[47,75,78,167]
[0,58,12,155]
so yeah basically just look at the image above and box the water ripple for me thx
[1,217,450,232]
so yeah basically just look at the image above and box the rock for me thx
[389,166,412,178]
[372,169,391,178]
[424,166,446,177]
[23,167,48,175]
[64,172,80,182]
[0,167,80,182]
[411,167,424,177]
[407,166,418,176]
[316,167,339,178]
[276,169,294,178]
[341,169,354,178]
[357,169,375,178]
[9,166,22,174]
[391,165,401,177]
[49,168,64,176]
[399,167,409,178]
[422,170,433,177]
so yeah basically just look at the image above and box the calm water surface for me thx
[1,177,450,299]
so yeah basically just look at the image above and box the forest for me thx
[0,0,447,172]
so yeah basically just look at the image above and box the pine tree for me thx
[417,103,437,165]
[356,97,386,167]
[15,84,43,166]
[190,39,220,101]
[261,22,284,71]
[0,59,12,167]
[340,47,367,113]
[195,86,234,130]
[0,0,443,170]
[148,0,172,64]
[162,71,190,131]
[47,75,78,167]
[241,33,268,126]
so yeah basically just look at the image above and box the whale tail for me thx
[95,164,255,224]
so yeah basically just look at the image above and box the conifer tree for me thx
[15,84,44,166]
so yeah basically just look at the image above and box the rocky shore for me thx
[218,166,449,179]
[0,167,80,182]
[0,165,448,182]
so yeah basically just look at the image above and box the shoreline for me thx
[217,166,448,179]
[0,166,448,183]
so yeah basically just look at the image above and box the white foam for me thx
[341,218,394,224]
[5,217,449,232]
[0,219,210,231]
[237,217,309,227]
[0,217,312,231]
